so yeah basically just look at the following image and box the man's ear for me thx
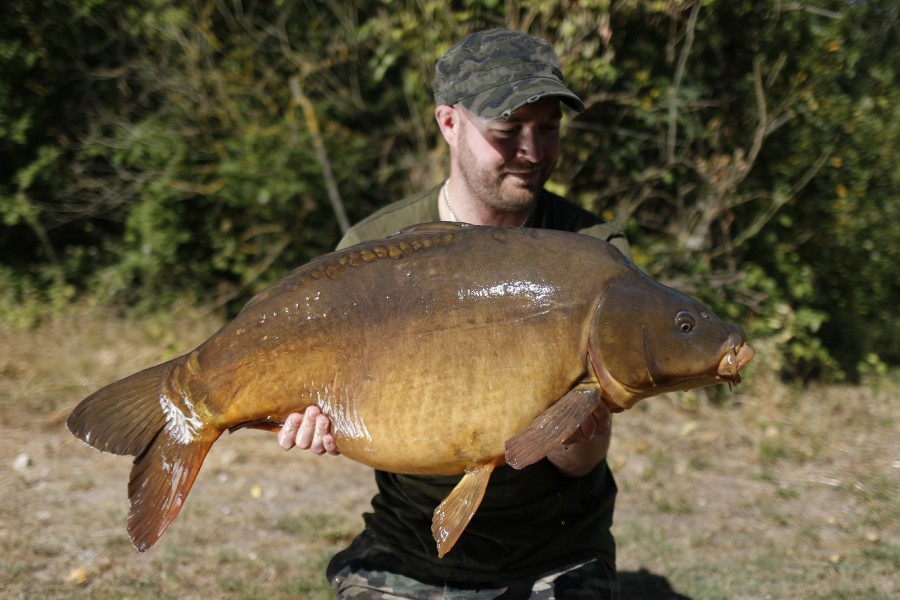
[434,104,458,146]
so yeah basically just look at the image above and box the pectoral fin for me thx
[431,462,495,558]
[504,384,601,470]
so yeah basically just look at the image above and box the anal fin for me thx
[505,384,601,470]
[431,462,495,558]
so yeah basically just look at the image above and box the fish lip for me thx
[717,342,755,383]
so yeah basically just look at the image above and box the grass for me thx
[1,305,897,599]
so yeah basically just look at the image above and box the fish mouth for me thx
[717,342,756,384]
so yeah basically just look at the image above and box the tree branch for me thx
[289,75,351,234]
[667,1,702,164]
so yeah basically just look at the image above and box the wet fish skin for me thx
[66,223,754,556]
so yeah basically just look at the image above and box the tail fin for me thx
[66,357,220,552]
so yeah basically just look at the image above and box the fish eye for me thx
[675,311,695,333]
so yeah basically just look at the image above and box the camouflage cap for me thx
[434,28,584,120]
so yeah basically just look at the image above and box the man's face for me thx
[454,97,562,214]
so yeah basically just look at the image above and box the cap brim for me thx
[461,77,585,120]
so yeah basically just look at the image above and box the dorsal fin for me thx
[241,224,466,313]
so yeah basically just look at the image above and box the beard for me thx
[456,128,555,214]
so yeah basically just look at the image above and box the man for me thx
[278,28,630,598]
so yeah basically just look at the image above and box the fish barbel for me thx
[66,223,754,557]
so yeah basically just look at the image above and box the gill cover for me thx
[588,267,748,410]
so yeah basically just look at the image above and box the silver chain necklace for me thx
[441,179,534,227]
[442,179,459,222]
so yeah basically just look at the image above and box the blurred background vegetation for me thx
[1,0,897,383]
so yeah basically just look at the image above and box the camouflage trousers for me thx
[326,530,619,600]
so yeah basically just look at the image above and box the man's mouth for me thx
[504,170,543,184]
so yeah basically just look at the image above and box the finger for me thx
[581,417,598,439]
[562,404,613,447]
[562,425,587,447]
[321,432,341,456]
[593,403,612,435]
[309,413,331,455]
[278,412,304,450]
[296,405,321,450]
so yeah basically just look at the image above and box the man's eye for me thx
[492,128,519,138]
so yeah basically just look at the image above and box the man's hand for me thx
[277,406,340,456]
[546,403,613,477]
[562,402,612,446]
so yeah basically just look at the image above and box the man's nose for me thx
[517,130,543,162]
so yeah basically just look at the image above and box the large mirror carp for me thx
[67,223,754,557]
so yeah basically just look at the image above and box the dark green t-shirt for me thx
[335,184,629,585]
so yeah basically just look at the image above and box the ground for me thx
[1,307,897,599]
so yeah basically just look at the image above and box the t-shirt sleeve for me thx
[575,223,633,261]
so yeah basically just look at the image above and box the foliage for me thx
[0,0,897,381]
